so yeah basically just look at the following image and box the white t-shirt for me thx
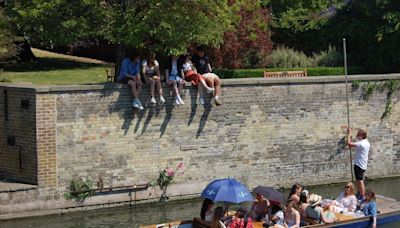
[353,139,370,170]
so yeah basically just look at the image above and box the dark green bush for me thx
[214,67,364,79]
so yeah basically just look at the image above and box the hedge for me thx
[213,67,364,79]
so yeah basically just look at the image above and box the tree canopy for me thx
[4,0,235,55]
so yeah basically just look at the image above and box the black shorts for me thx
[354,165,366,180]
[118,77,134,84]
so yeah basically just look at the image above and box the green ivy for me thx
[353,80,400,120]
[63,178,94,203]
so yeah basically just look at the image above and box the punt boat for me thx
[141,195,400,228]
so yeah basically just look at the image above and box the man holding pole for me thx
[347,128,370,202]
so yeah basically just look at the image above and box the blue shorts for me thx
[168,74,182,82]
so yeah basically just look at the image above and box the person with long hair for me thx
[201,198,214,222]
[142,52,165,104]
[298,190,309,218]
[211,206,226,228]
[288,184,303,204]
[329,182,357,213]
[284,200,300,228]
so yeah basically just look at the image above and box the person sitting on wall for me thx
[118,51,143,110]
[142,52,165,105]
[192,46,222,105]
[181,54,214,105]
[166,55,185,105]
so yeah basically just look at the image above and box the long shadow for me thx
[141,106,155,134]
[159,99,175,138]
[187,87,198,126]
[1,57,106,72]
[196,101,212,138]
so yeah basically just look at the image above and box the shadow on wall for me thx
[100,83,212,137]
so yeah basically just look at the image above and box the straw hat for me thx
[308,193,322,207]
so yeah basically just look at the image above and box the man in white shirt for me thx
[347,129,370,201]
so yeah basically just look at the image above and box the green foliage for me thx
[266,46,313,68]
[0,8,20,62]
[5,0,104,48]
[5,0,234,55]
[352,80,400,120]
[312,45,342,67]
[214,67,362,79]
[63,178,94,203]
[362,82,378,101]
[156,170,174,191]
[265,46,343,68]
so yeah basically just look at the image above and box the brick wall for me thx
[1,75,400,197]
[0,87,37,184]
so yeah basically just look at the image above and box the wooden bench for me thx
[106,64,116,82]
[264,69,307,78]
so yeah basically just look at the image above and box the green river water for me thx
[1,177,399,228]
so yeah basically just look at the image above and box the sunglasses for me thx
[344,186,350,189]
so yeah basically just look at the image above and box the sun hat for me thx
[308,193,322,207]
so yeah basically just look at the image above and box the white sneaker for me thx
[178,96,185,105]
[175,97,181,106]
[160,95,165,104]
[132,100,139,108]
[199,97,205,105]
[150,97,156,104]
[137,100,144,110]
[206,87,214,94]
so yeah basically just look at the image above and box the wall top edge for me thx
[1,73,400,93]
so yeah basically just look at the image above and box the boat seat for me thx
[192,217,210,228]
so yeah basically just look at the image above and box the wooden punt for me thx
[141,195,400,228]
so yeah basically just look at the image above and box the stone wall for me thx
[1,75,400,198]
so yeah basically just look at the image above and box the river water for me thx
[1,177,399,228]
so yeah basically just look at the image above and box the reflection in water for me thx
[2,177,400,228]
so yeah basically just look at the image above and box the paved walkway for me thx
[0,180,37,192]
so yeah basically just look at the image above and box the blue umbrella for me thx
[201,178,254,203]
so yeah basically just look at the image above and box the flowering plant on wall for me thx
[152,162,184,202]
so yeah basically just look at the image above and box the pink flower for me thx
[176,162,184,170]
[166,168,175,177]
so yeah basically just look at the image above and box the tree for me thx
[0,7,20,62]
[4,0,234,56]
[212,0,273,69]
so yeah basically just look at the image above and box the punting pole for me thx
[343,38,354,182]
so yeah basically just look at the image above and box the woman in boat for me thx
[249,193,269,221]
[287,184,303,204]
[329,182,357,213]
[306,194,336,224]
[267,202,285,227]
[298,190,309,218]
[211,206,227,228]
[229,207,253,228]
[362,189,377,228]
[284,200,300,228]
[201,198,215,222]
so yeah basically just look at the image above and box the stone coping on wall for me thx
[1,73,400,93]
